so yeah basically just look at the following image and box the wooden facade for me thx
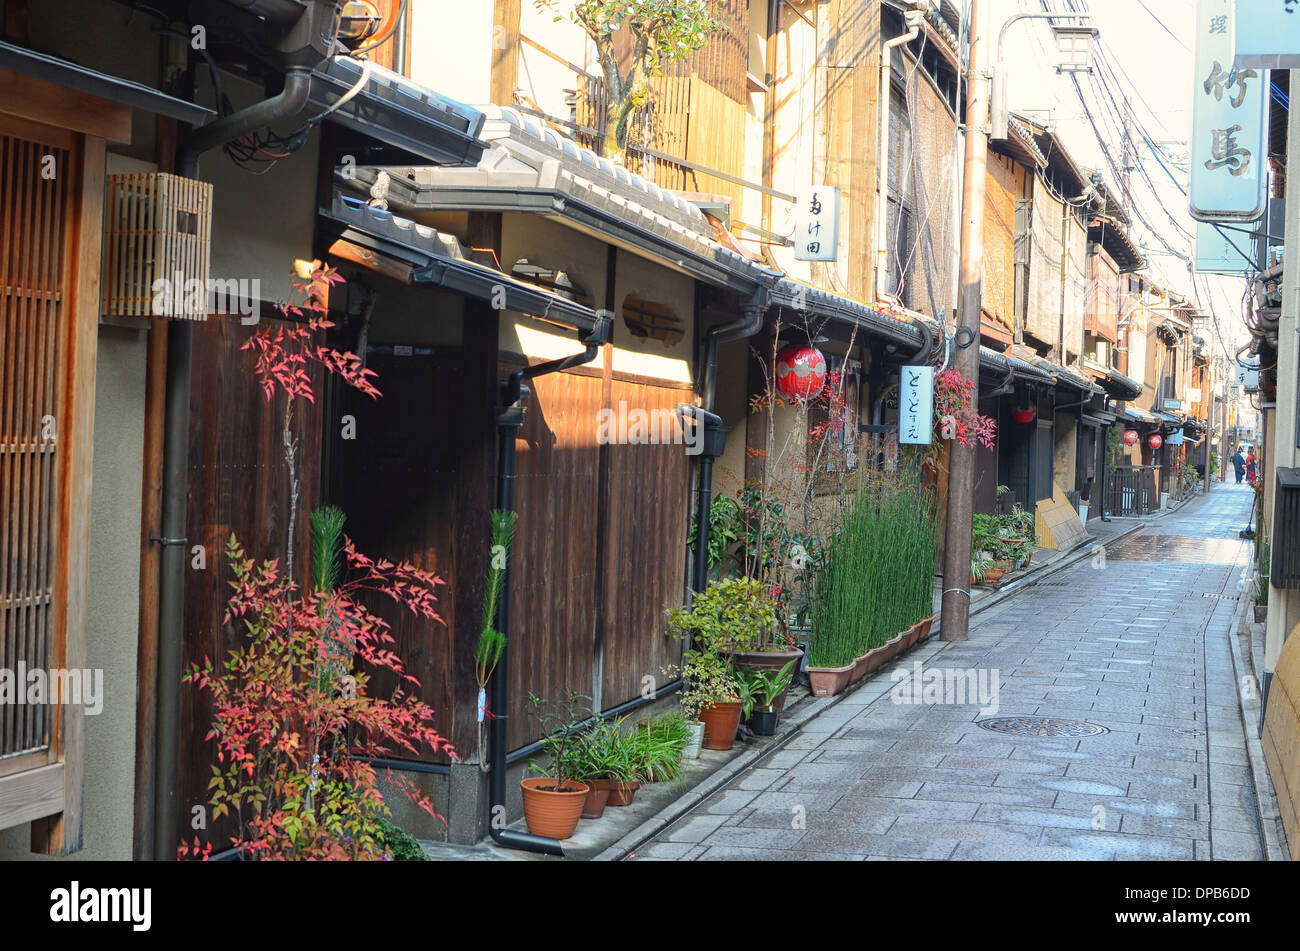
[178,314,324,845]
[0,87,110,854]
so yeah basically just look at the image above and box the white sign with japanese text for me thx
[1232,0,1300,69]
[898,365,934,446]
[793,186,839,262]
[1190,0,1268,221]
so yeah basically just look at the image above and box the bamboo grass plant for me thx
[808,471,937,667]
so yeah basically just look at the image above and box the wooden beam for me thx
[31,132,104,855]
[0,764,64,831]
[327,237,415,284]
[0,68,132,143]
[491,0,521,106]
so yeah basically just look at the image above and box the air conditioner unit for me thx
[102,173,212,320]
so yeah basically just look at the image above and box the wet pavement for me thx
[631,483,1265,861]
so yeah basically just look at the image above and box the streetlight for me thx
[990,13,1099,142]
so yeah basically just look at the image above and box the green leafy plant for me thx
[629,713,690,783]
[737,660,795,716]
[1106,424,1124,475]
[375,816,428,861]
[536,0,721,160]
[665,576,779,654]
[562,717,636,785]
[664,650,741,722]
[526,692,594,790]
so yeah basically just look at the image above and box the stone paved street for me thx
[632,483,1266,861]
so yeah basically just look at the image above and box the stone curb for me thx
[603,519,1150,861]
[1225,568,1290,862]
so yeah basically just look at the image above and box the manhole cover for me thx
[977,716,1109,737]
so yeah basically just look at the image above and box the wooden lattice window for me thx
[622,294,684,345]
[0,109,103,854]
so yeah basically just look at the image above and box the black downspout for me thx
[690,296,765,594]
[680,405,724,593]
[490,315,612,855]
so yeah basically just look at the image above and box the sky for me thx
[986,0,1253,363]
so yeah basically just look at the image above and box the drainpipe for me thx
[153,3,341,862]
[876,11,922,307]
[491,315,612,856]
[690,294,764,593]
[703,298,765,414]
[679,405,724,594]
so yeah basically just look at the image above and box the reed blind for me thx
[0,128,72,766]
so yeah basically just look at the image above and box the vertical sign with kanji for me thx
[794,185,839,262]
[1189,0,1267,221]
[898,365,934,446]
[1231,0,1300,69]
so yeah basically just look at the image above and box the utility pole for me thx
[941,0,989,642]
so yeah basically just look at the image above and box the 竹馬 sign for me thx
[1190,0,1267,222]
[1231,0,1300,68]
[898,365,934,445]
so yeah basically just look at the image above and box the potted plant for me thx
[565,718,633,819]
[676,649,744,751]
[739,661,795,735]
[521,692,591,839]
[667,579,769,751]
[634,713,691,782]
[971,555,994,586]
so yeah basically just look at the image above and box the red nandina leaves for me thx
[239,262,381,405]
[181,535,456,860]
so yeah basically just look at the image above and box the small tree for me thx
[181,262,454,860]
[537,0,721,161]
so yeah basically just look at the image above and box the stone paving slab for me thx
[628,484,1272,862]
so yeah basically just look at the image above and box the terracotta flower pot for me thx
[581,778,611,819]
[700,700,744,750]
[918,614,937,641]
[848,651,871,683]
[807,662,854,697]
[605,780,641,807]
[854,645,890,679]
[984,567,1006,585]
[520,777,589,839]
[880,632,907,662]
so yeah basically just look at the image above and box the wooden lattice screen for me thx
[0,127,72,768]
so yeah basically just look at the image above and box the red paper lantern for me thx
[1148,434,1163,449]
[1123,430,1139,446]
[774,343,828,401]
[1012,406,1036,424]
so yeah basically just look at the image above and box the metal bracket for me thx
[151,536,189,547]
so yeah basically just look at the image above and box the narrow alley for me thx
[632,484,1266,861]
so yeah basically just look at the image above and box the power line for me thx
[1133,0,1190,53]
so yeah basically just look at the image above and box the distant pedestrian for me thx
[1246,451,1257,484]
[1232,450,1245,483]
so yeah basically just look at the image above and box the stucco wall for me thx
[200,74,322,306]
